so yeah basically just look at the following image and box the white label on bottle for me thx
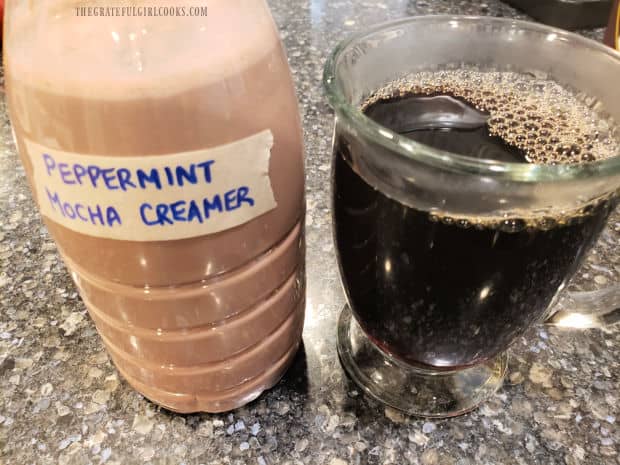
[24,130,277,242]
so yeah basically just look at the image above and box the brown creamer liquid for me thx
[5,0,305,412]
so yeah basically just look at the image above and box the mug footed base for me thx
[337,305,508,418]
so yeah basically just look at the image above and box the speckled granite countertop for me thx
[1,1,619,464]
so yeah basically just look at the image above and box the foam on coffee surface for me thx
[363,70,619,165]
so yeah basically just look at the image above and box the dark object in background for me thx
[503,0,612,29]
[605,0,620,49]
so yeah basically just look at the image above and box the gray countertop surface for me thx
[1,1,619,464]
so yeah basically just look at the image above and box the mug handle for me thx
[545,285,620,328]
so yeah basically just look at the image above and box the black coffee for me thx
[334,71,618,369]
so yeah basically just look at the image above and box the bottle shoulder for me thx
[5,1,283,98]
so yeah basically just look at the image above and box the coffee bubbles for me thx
[364,70,619,165]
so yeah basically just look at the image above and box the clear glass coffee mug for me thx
[4,1,306,413]
[324,16,620,418]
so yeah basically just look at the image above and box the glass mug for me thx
[324,16,620,417]
[4,0,306,413]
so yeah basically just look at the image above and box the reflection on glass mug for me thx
[324,16,620,418]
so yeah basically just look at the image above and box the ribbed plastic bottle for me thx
[4,0,305,413]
